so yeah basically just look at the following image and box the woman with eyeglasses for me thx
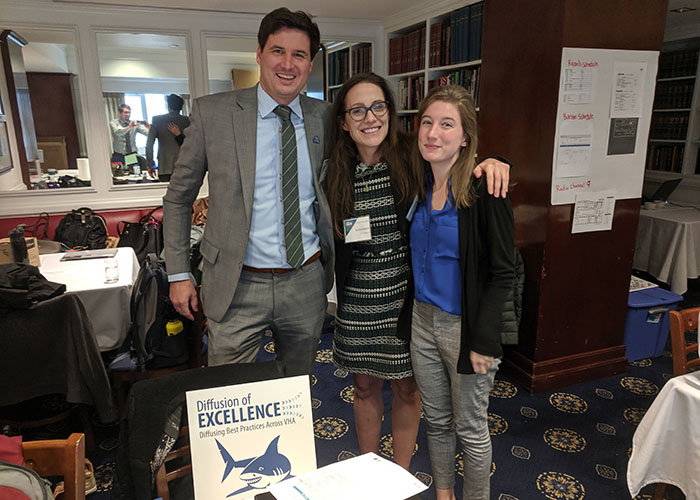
[410,85,515,500]
[324,73,510,469]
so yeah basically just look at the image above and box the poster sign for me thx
[551,48,658,205]
[186,375,316,500]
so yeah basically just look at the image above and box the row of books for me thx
[427,67,481,106]
[328,87,340,104]
[399,115,419,132]
[388,27,426,75]
[429,1,483,68]
[649,112,690,141]
[351,44,372,76]
[397,76,425,111]
[654,80,696,109]
[328,49,350,87]
[396,67,481,112]
[646,143,684,173]
[658,49,699,79]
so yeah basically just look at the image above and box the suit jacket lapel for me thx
[300,97,323,183]
[232,86,258,222]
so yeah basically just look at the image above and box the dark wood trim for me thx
[0,30,31,188]
[502,346,628,393]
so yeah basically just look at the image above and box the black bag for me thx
[117,207,163,264]
[53,207,108,250]
[114,253,189,371]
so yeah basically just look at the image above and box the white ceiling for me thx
[50,0,700,34]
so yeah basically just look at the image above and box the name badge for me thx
[344,215,372,243]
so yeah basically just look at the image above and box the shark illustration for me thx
[215,436,292,497]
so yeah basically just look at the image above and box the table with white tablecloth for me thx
[633,206,700,294]
[39,247,140,351]
[627,370,700,498]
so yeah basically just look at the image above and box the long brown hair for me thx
[325,72,419,238]
[413,85,479,209]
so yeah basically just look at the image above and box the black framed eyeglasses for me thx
[344,101,389,121]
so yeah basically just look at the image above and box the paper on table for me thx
[267,453,427,500]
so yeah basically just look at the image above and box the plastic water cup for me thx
[104,258,119,284]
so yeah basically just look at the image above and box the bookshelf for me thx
[325,42,373,103]
[646,48,700,174]
[386,1,484,131]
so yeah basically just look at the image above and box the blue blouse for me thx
[410,187,462,315]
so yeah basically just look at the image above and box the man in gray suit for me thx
[163,8,332,377]
[146,94,190,182]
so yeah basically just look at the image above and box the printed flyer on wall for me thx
[186,375,316,500]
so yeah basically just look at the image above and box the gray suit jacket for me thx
[162,86,334,322]
[146,112,190,176]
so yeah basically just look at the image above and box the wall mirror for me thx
[96,32,189,185]
[205,36,259,95]
[204,34,325,99]
[0,27,88,191]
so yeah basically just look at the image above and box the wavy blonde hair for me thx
[414,84,479,209]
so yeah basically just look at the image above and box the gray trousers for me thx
[410,300,499,500]
[207,259,326,377]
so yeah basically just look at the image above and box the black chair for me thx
[111,360,286,500]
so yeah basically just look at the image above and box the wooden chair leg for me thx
[77,406,95,452]
[652,482,667,500]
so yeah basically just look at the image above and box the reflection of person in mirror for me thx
[110,103,149,167]
[167,122,185,146]
[146,94,190,182]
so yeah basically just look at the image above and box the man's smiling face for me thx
[256,28,313,105]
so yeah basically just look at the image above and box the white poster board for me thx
[551,48,658,205]
[186,375,316,500]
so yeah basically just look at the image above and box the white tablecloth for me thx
[627,371,700,498]
[39,247,140,351]
[633,206,700,294]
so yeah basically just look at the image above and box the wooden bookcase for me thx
[646,48,700,175]
[326,42,373,103]
[386,1,484,131]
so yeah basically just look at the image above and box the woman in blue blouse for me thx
[324,74,511,470]
[409,85,515,500]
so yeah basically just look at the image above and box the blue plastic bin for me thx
[623,287,683,362]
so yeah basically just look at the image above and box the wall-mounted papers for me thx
[610,61,647,119]
[267,452,428,500]
[571,192,615,234]
[556,119,593,178]
[551,48,658,205]
[186,375,316,500]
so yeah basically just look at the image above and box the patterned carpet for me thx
[8,325,690,500]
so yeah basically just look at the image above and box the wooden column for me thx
[478,0,669,392]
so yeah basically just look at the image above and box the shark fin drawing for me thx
[215,439,254,483]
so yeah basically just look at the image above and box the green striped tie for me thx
[273,105,304,268]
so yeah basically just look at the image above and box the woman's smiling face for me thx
[342,82,389,165]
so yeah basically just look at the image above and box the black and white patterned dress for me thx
[333,161,413,379]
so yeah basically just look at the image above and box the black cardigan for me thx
[456,178,515,373]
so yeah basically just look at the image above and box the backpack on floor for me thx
[0,461,54,500]
[53,207,108,250]
[111,253,189,371]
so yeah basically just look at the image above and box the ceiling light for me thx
[670,7,697,13]
[170,44,180,48]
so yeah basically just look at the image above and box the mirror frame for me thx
[0,25,95,195]
[1,30,33,188]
